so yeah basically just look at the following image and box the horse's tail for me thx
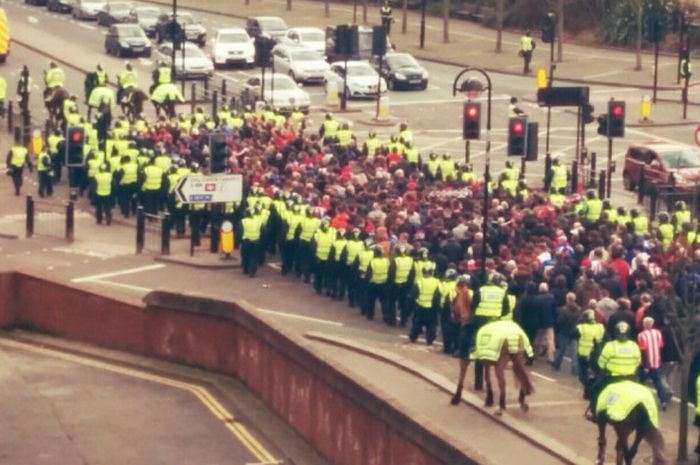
[511,351,534,395]
[644,425,667,465]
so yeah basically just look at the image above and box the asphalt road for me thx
[2,0,700,203]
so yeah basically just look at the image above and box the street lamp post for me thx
[419,0,427,49]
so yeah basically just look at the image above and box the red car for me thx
[623,142,700,192]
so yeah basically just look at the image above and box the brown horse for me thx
[592,381,667,465]
[451,319,534,415]
[44,87,69,130]
[119,88,148,122]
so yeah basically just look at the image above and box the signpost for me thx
[175,174,243,204]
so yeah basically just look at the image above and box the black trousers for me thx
[392,282,412,325]
[440,305,460,354]
[363,283,389,322]
[313,259,330,294]
[141,189,160,215]
[410,308,437,344]
[95,195,113,224]
[50,153,62,183]
[119,184,137,218]
[10,168,23,196]
[38,171,53,197]
[522,50,533,73]
[346,267,359,307]
[242,239,259,277]
[281,239,297,275]
[296,240,313,281]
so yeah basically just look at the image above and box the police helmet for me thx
[603,199,612,209]
[373,245,383,257]
[337,228,346,238]
[418,247,429,259]
[617,206,626,214]
[368,131,376,138]
[676,200,687,211]
[191,162,200,172]
[445,268,457,280]
[586,189,596,199]
[583,309,595,322]
[396,245,406,256]
[505,160,513,169]
[442,153,451,160]
[615,321,630,338]
[422,263,436,276]
[630,208,639,217]
[658,211,669,222]
[489,272,506,286]
[351,228,361,239]
[457,274,471,286]
[364,238,375,248]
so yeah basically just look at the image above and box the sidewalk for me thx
[146,0,696,91]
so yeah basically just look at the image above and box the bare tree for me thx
[325,0,330,18]
[556,0,564,62]
[287,0,291,11]
[362,0,367,24]
[635,0,643,70]
[495,0,503,52]
[443,0,449,42]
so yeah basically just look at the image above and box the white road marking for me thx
[531,371,556,382]
[71,264,166,283]
[89,279,154,293]
[77,22,96,30]
[267,262,281,270]
[419,136,464,152]
[138,58,153,66]
[254,308,344,327]
[27,15,39,24]
[582,70,624,80]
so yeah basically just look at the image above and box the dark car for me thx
[105,23,151,57]
[155,12,206,47]
[128,5,161,37]
[96,2,134,27]
[623,142,700,193]
[47,0,73,13]
[25,0,48,6]
[371,52,428,90]
[245,16,288,42]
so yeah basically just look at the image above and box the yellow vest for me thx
[142,165,163,191]
[596,381,658,428]
[314,228,335,260]
[336,129,352,147]
[299,217,320,242]
[586,198,603,221]
[322,120,339,138]
[416,276,440,308]
[95,171,112,196]
[471,320,534,362]
[37,152,51,172]
[520,35,534,52]
[475,285,506,318]
[358,249,374,276]
[369,257,390,284]
[577,322,605,357]
[242,216,262,241]
[598,340,641,376]
[285,214,302,240]
[393,256,413,284]
[633,215,649,235]
[365,137,380,158]
[345,240,363,265]
[10,146,28,168]
[552,164,567,189]
[675,210,691,233]
[441,280,457,306]
[659,223,675,250]
[120,162,138,185]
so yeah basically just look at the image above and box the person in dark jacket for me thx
[515,281,540,352]
[553,292,580,375]
[606,298,637,339]
[534,282,557,363]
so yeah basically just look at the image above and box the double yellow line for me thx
[0,338,278,464]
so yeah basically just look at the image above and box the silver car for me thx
[72,0,105,20]
[156,42,214,79]
[271,44,329,84]
[240,73,311,113]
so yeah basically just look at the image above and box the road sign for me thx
[175,174,243,204]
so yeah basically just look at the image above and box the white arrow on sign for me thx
[175,174,243,204]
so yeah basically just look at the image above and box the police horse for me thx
[451,320,534,416]
[44,86,69,130]
[585,349,667,465]
[152,95,177,119]
[119,88,148,122]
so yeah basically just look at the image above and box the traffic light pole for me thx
[464,140,470,164]
[606,136,613,198]
[683,35,690,120]
[653,40,659,103]
[545,15,556,155]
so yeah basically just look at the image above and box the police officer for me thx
[363,131,381,158]
[47,129,65,182]
[312,218,336,295]
[297,207,320,282]
[151,60,172,94]
[389,245,415,326]
[550,156,568,193]
[355,239,375,312]
[139,156,164,214]
[36,146,53,198]
[335,123,354,148]
[597,321,641,381]
[364,245,391,323]
[630,207,649,236]
[439,153,456,181]
[115,154,138,218]
[16,65,32,113]
[328,228,348,299]
[409,263,441,345]
[380,0,393,35]
[583,189,603,223]
[507,96,525,117]
[6,135,32,196]
[241,208,263,277]
[95,64,107,86]
[398,122,413,146]
[281,204,303,276]
[471,273,510,388]
[520,30,535,74]
[319,113,339,145]
[44,61,65,97]
[0,73,6,118]
[440,269,459,354]
[117,62,138,103]
[657,212,675,251]
[673,200,692,233]
[343,228,364,306]
[93,163,114,225]
[574,309,605,387]
[425,152,440,181]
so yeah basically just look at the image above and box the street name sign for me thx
[175,174,243,204]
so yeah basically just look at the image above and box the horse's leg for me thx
[484,364,494,407]
[596,421,607,465]
[451,358,470,405]
[613,422,633,465]
[495,353,507,416]
[644,427,667,465]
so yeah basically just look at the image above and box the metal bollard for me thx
[598,170,606,200]
[161,213,171,256]
[544,152,551,191]
[65,201,75,242]
[22,111,31,147]
[136,206,145,254]
[571,161,578,193]
[212,90,218,120]
[649,187,658,219]
[204,77,210,101]
[520,156,526,178]
[7,100,13,132]
[190,83,196,114]
[210,217,220,253]
[26,196,34,238]
[589,152,597,188]
[221,78,227,97]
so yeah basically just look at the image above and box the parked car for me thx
[283,27,325,55]
[155,42,214,79]
[324,60,387,99]
[155,12,206,47]
[371,52,428,90]
[245,16,288,42]
[211,27,255,68]
[72,0,106,20]
[623,142,700,193]
[272,43,329,84]
[240,73,310,113]
[47,0,73,13]
[96,2,134,27]
[128,6,161,37]
[325,24,392,62]
[25,0,48,6]
[105,23,151,57]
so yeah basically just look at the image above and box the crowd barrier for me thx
[25,195,75,242]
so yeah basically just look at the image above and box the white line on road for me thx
[89,279,154,293]
[71,264,166,283]
[582,70,623,80]
[254,308,344,327]
[531,371,556,382]
[77,22,96,30]
[27,15,39,24]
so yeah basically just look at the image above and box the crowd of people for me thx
[6,60,700,456]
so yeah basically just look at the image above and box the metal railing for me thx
[26,195,75,242]
[135,207,171,255]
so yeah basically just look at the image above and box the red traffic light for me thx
[511,121,524,134]
[71,131,83,143]
[465,105,479,119]
[611,105,624,117]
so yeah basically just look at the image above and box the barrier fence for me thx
[135,207,171,255]
[25,195,75,242]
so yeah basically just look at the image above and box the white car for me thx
[272,44,329,84]
[324,60,387,99]
[72,0,105,20]
[283,27,325,55]
[211,28,255,68]
[240,73,311,113]
[156,42,214,79]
